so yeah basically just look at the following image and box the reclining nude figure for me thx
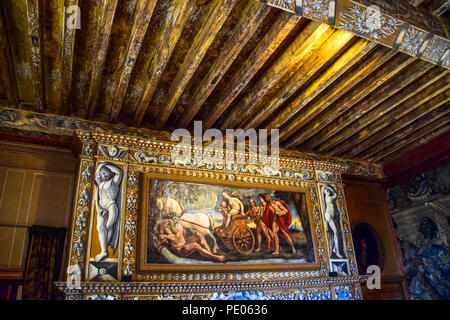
[157,219,225,262]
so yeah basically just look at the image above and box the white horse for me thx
[155,197,219,253]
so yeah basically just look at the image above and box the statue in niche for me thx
[94,162,123,262]
[322,185,345,259]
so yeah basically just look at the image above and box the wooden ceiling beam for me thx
[373,113,450,163]
[132,0,196,126]
[25,0,45,112]
[360,94,450,160]
[265,41,380,135]
[86,0,119,120]
[263,0,450,69]
[282,50,401,148]
[0,2,19,106]
[61,0,78,116]
[314,60,434,153]
[202,11,302,130]
[176,1,271,128]
[154,0,239,131]
[220,21,334,130]
[109,0,157,122]
[242,30,355,130]
[256,38,376,132]
[332,71,450,157]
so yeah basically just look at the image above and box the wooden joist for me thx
[220,21,334,130]
[359,93,450,160]
[154,0,239,130]
[109,0,157,122]
[282,48,398,148]
[202,11,302,130]
[263,39,376,132]
[313,60,434,153]
[176,1,271,128]
[61,0,78,115]
[86,0,119,120]
[244,31,356,130]
[330,70,450,157]
[132,0,196,126]
[0,2,19,106]
[372,110,450,163]
[25,0,45,112]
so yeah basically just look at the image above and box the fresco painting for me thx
[146,180,315,265]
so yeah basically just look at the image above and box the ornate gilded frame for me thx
[57,130,377,300]
[139,173,320,273]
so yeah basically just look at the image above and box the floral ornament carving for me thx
[127,192,137,213]
[123,168,140,277]
[128,172,138,187]
[422,36,449,64]
[400,27,427,56]
[75,209,88,231]
[339,4,401,40]
[81,162,92,181]
[310,186,329,275]
[125,217,136,235]
[73,230,86,256]
[303,0,330,21]
[78,183,91,206]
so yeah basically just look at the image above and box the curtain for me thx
[22,226,67,300]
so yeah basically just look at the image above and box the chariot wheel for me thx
[232,227,255,255]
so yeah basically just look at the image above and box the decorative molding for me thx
[56,275,366,299]
[0,140,74,159]
[0,107,384,179]
[261,0,450,69]
[122,167,139,278]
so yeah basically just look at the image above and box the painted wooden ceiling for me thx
[0,0,449,165]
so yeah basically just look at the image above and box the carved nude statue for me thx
[94,163,123,262]
[323,186,344,259]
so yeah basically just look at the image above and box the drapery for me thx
[22,226,66,300]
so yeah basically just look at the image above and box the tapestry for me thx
[388,164,450,300]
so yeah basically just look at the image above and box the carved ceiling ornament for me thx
[262,0,450,69]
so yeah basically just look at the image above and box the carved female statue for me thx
[323,185,345,259]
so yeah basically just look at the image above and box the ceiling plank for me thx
[360,94,450,160]
[132,0,196,126]
[264,40,378,133]
[61,0,78,116]
[332,71,450,157]
[245,33,368,131]
[176,1,271,128]
[25,0,45,112]
[313,60,434,153]
[373,112,450,163]
[154,0,240,130]
[202,11,302,130]
[0,1,19,106]
[220,21,334,130]
[281,48,399,148]
[86,0,119,120]
[109,0,157,122]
